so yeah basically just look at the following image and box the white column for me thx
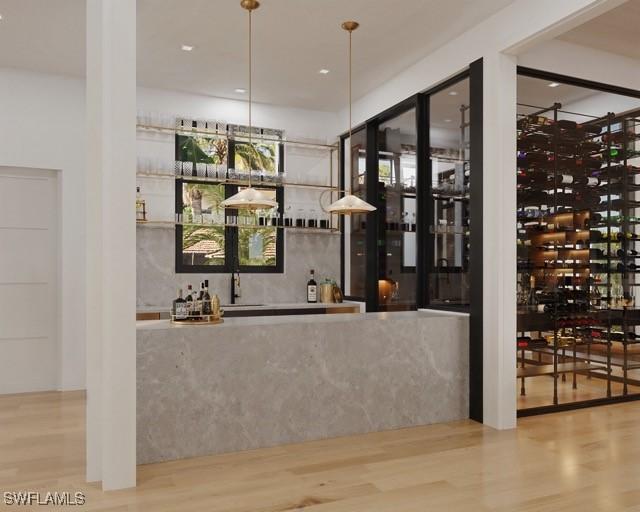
[86,0,137,490]
[482,51,518,430]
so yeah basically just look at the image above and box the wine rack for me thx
[516,103,640,409]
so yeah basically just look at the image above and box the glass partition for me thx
[346,128,367,299]
[516,71,640,414]
[377,108,417,310]
[428,77,471,307]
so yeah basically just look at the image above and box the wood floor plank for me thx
[0,391,639,511]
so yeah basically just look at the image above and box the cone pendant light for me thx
[221,0,278,211]
[327,21,376,215]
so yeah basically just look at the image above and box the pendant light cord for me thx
[347,28,352,196]
[248,7,253,188]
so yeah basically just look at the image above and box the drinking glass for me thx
[308,209,317,228]
[296,208,306,228]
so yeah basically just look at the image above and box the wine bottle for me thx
[590,262,610,273]
[173,289,188,320]
[517,170,548,186]
[518,189,549,205]
[576,156,603,171]
[517,151,550,168]
[557,119,578,130]
[136,187,147,221]
[202,279,212,315]
[579,141,603,154]
[518,133,552,151]
[307,269,317,303]
[579,123,602,136]
[603,131,637,144]
[617,263,640,272]
[194,282,204,315]
[617,249,639,257]
[185,284,194,316]
[616,231,640,241]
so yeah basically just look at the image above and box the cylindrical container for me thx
[319,283,336,304]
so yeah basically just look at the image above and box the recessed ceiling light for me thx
[548,82,561,88]
[444,119,452,123]
[181,44,194,52]
[318,69,330,75]
[235,88,247,94]
[448,91,458,96]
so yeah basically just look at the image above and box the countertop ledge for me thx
[137,302,361,313]
[137,310,465,331]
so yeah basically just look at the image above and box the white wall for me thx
[0,68,86,391]
[0,67,341,390]
[519,39,640,92]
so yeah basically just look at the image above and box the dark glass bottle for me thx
[307,270,317,303]
[202,279,212,315]
[173,289,188,320]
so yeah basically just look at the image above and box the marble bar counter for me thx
[137,310,469,464]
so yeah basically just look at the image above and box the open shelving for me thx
[136,219,339,234]
[136,123,339,150]
[136,170,340,191]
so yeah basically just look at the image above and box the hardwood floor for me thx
[517,372,640,409]
[1,391,640,511]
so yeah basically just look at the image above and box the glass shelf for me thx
[136,171,339,191]
[136,124,338,150]
[136,220,339,234]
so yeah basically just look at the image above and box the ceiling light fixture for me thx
[548,82,561,88]
[327,21,376,216]
[318,68,330,75]
[448,91,458,96]
[221,0,278,211]
[181,44,194,52]
[234,88,247,93]
[444,119,452,123]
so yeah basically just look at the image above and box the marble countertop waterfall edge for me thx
[137,310,469,464]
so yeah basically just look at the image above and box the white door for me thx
[0,167,59,393]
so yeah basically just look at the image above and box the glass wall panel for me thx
[347,128,367,299]
[516,73,640,412]
[428,77,471,307]
[377,108,417,310]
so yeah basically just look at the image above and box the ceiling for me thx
[517,75,597,116]
[558,0,640,61]
[0,0,515,111]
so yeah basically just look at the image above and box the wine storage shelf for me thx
[517,105,640,408]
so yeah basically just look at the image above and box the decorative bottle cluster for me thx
[171,279,222,323]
